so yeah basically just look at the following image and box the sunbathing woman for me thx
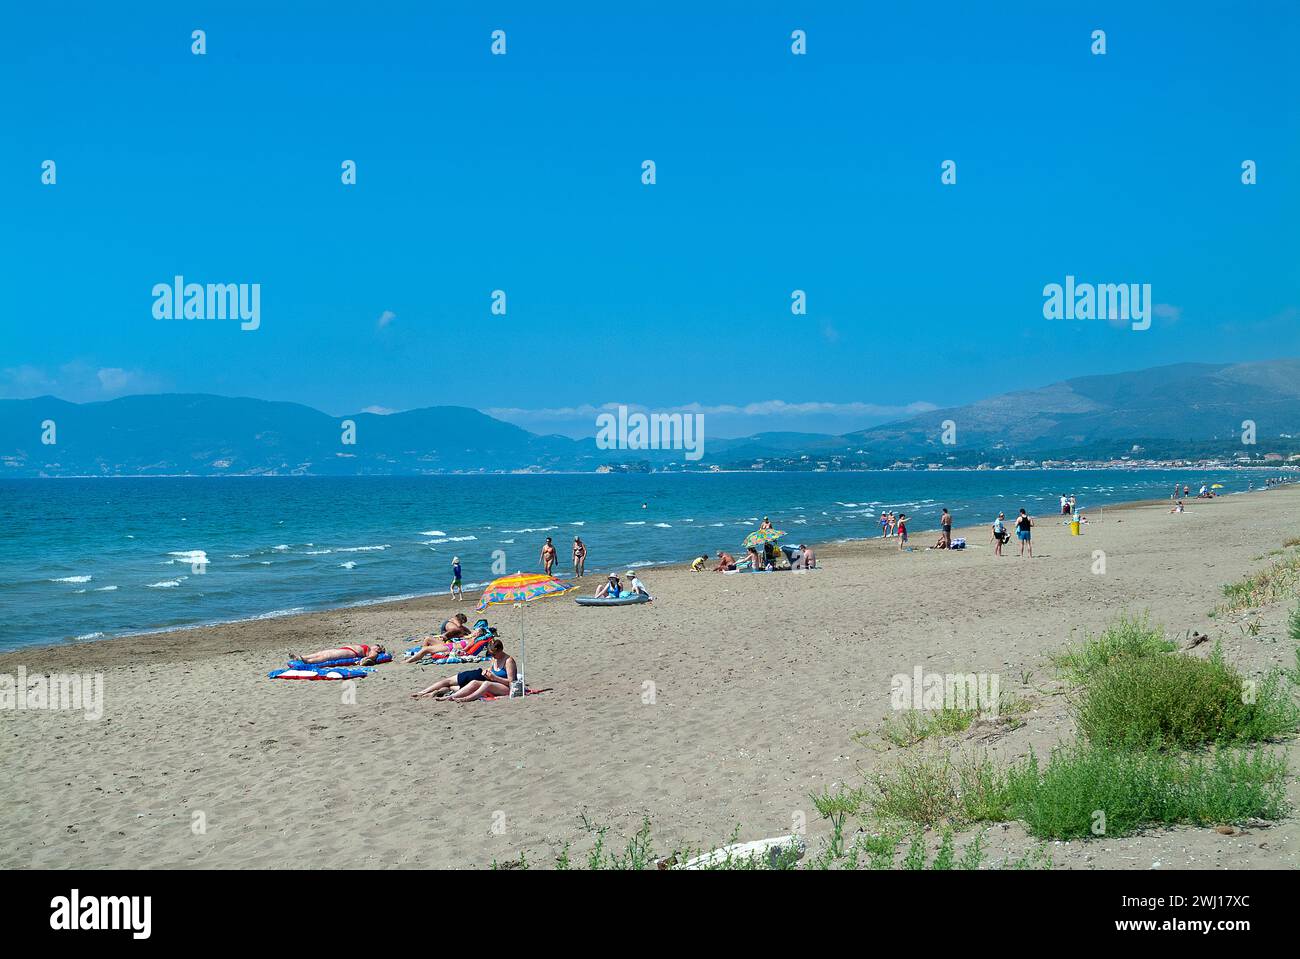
[290,643,386,667]
[410,639,516,702]
[403,613,479,664]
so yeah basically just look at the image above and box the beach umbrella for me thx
[476,572,575,692]
[1211,483,1225,489]
[743,527,786,550]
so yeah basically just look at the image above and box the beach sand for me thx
[4,487,1299,869]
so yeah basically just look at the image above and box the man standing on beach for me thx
[1015,509,1034,557]
[940,508,953,549]
[450,556,463,600]
[540,537,557,575]
[572,537,587,577]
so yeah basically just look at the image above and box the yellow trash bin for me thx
[1070,520,1081,536]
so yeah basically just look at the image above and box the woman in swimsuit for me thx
[896,513,909,550]
[403,613,475,664]
[291,643,386,666]
[410,639,517,702]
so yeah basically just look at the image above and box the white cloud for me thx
[0,362,165,402]
[1153,303,1182,323]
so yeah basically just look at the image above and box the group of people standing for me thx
[991,509,1035,557]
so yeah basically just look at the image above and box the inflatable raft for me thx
[575,593,651,607]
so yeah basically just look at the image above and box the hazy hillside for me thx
[841,360,1300,458]
[3,360,1298,475]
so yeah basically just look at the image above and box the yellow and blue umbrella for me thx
[476,572,575,688]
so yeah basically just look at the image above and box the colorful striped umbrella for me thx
[742,528,785,549]
[476,572,575,609]
[476,572,575,691]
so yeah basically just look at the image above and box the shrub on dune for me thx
[1074,647,1299,750]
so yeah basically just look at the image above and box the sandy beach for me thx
[4,487,1299,870]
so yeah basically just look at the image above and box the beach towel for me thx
[287,652,392,670]
[482,687,551,701]
[404,647,492,665]
[403,634,494,662]
[269,666,374,681]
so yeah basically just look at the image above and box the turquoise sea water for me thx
[0,470,1279,650]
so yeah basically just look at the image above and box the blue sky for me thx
[2,2,1297,437]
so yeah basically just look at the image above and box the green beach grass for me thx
[861,613,1297,842]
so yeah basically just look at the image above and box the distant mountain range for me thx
[3,360,1299,476]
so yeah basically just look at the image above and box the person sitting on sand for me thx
[411,639,517,702]
[403,613,475,664]
[742,545,763,569]
[595,573,622,598]
[794,544,815,569]
[691,553,710,571]
[291,643,387,667]
[625,570,653,601]
[1170,500,1185,513]
[713,551,736,572]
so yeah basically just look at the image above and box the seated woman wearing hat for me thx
[594,573,623,598]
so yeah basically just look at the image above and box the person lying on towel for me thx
[410,639,517,703]
[404,614,493,664]
[290,643,387,667]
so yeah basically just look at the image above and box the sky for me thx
[2,1,1297,438]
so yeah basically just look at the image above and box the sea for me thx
[0,469,1282,650]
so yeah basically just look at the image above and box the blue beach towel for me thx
[268,666,374,680]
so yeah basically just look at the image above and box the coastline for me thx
[2,490,1194,662]
[5,486,1299,870]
